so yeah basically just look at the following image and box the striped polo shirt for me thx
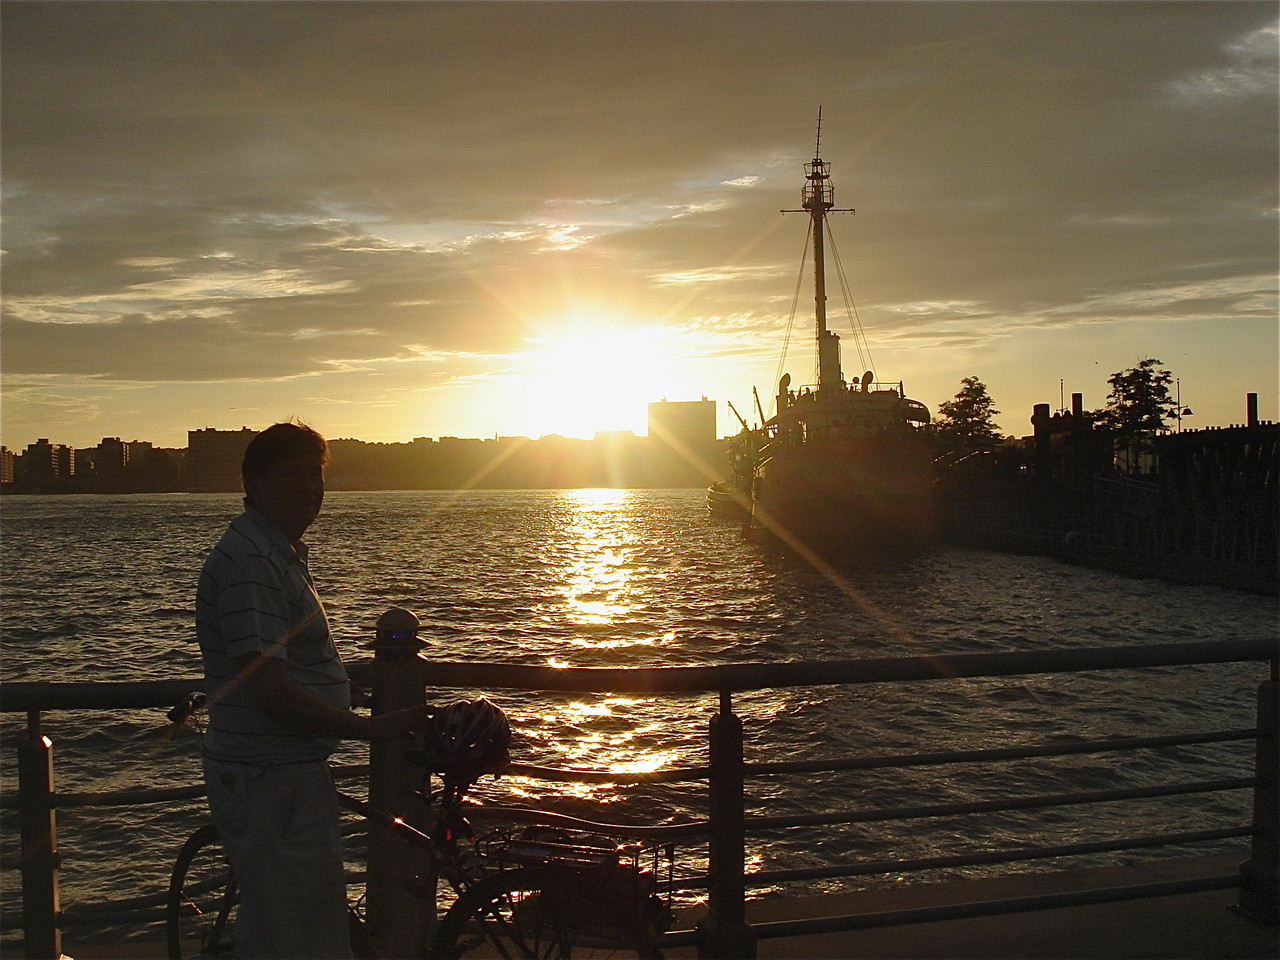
[195,506,350,764]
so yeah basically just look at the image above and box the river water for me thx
[1,490,1275,942]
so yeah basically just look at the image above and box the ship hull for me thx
[751,435,936,555]
[707,479,752,519]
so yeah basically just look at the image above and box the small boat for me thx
[706,478,750,519]
[711,114,937,556]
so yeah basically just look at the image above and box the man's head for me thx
[242,422,328,543]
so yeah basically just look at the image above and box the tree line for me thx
[932,358,1183,461]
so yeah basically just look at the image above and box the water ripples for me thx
[1,490,1275,925]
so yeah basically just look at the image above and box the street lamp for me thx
[1176,379,1194,432]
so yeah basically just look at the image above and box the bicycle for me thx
[164,692,678,958]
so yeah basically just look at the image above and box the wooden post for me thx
[1031,402,1058,482]
[18,711,61,960]
[697,689,757,959]
[1239,672,1278,923]
[365,608,432,959]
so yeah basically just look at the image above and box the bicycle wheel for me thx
[431,867,663,959]
[166,824,238,959]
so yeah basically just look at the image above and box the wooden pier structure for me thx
[941,399,1279,594]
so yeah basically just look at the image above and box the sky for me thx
[2,1,1277,451]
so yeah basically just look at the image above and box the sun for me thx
[504,322,681,438]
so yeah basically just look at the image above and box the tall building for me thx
[186,427,257,492]
[22,438,73,488]
[95,437,128,475]
[647,398,717,446]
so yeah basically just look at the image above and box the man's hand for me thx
[367,703,435,742]
[348,680,374,709]
[233,653,434,741]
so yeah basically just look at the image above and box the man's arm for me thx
[232,653,430,741]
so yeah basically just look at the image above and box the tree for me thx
[934,376,1004,452]
[1094,358,1176,435]
[1093,358,1177,475]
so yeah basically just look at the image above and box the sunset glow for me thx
[503,324,688,439]
[1,3,1275,449]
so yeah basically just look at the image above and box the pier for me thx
[2,633,1276,959]
[33,855,1280,959]
[941,410,1279,594]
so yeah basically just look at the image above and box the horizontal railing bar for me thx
[454,729,1256,786]
[747,729,1259,776]
[0,679,207,712]
[658,827,1253,894]
[418,640,1277,693]
[504,761,711,784]
[62,888,172,914]
[465,804,711,841]
[743,874,1242,941]
[25,735,1241,811]
[51,785,204,809]
[744,827,1252,887]
[0,765,369,811]
[1,908,168,933]
[579,826,1255,895]
[657,927,706,949]
[20,731,1243,810]
[746,777,1257,830]
[3,639,1274,711]
[61,908,166,927]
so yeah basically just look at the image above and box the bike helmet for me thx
[422,697,511,784]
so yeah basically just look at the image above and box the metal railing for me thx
[3,634,1276,959]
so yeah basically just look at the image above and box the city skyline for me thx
[10,380,1274,460]
[3,2,1277,452]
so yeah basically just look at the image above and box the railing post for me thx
[1238,671,1278,924]
[365,608,433,959]
[697,689,757,959]
[17,711,62,960]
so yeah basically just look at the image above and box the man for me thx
[196,421,430,959]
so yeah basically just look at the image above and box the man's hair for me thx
[241,421,328,487]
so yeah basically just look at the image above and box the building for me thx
[647,398,717,446]
[95,437,128,476]
[22,438,74,489]
[186,427,257,492]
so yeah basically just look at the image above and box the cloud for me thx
[2,1,1276,445]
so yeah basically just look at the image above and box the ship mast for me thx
[785,109,855,398]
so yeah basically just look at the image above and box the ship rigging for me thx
[709,112,936,556]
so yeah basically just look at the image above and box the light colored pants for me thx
[203,758,352,959]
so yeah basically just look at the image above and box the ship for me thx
[709,116,937,556]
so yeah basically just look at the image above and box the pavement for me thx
[672,855,1278,959]
[38,855,1280,960]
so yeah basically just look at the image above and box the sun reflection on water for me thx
[522,490,692,798]
[550,489,652,647]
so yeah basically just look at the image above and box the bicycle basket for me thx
[480,827,674,940]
